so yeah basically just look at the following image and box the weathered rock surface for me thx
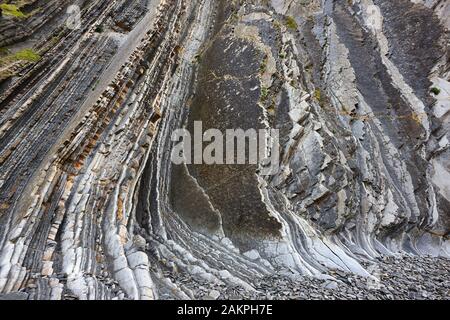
[0,0,448,300]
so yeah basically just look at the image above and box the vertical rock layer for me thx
[0,0,448,299]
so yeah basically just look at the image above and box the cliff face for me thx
[0,0,448,300]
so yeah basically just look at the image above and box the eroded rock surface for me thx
[0,0,448,300]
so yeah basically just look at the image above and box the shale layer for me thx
[0,0,449,300]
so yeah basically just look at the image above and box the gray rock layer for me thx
[0,0,448,300]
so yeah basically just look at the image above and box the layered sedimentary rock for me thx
[0,0,448,300]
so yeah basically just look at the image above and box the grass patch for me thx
[259,56,268,75]
[14,49,40,62]
[430,87,441,96]
[0,48,40,81]
[314,88,321,101]
[285,16,298,31]
[0,4,27,18]
[0,48,41,68]
[260,86,269,102]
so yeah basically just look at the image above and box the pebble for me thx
[163,254,450,300]
[206,290,221,300]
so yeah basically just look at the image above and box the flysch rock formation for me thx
[0,0,448,300]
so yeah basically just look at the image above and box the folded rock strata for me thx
[0,0,448,300]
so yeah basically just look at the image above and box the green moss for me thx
[260,86,269,102]
[430,87,441,96]
[259,56,268,75]
[0,4,26,18]
[314,88,321,101]
[14,49,40,62]
[0,48,40,81]
[285,16,298,31]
